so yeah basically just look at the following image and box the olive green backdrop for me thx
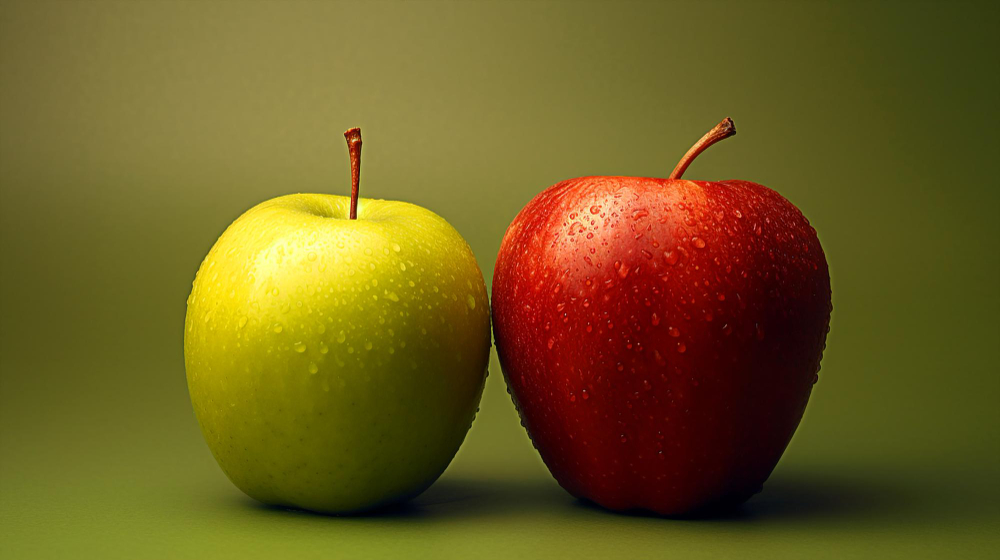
[1,0,997,558]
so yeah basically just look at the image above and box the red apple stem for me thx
[668,117,736,180]
[344,127,362,219]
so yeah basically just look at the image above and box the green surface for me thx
[1,0,998,558]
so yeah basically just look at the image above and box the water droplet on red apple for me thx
[663,250,679,266]
[668,326,680,338]
[617,263,629,280]
[693,237,706,249]
[590,205,601,214]
[547,337,555,349]
[676,343,686,353]
[651,313,660,326]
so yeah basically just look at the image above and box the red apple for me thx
[491,119,831,515]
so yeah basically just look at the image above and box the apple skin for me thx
[492,176,831,515]
[185,193,490,514]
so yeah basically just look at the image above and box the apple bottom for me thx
[496,273,824,516]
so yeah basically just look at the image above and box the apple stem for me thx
[344,127,362,219]
[668,118,736,180]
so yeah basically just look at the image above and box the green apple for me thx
[184,129,490,514]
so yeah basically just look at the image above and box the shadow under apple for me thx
[241,468,919,524]
[570,469,920,523]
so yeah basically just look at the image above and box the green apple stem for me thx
[344,127,362,219]
[668,117,736,180]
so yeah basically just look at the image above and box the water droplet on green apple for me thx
[294,342,306,353]
[364,341,373,351]
[336,331,346,343]
[238,317,247,328]
[308,362,318,374]
[273,324,283,333]
[466,295,476,310]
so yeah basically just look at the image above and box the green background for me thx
[1,0,998,557]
